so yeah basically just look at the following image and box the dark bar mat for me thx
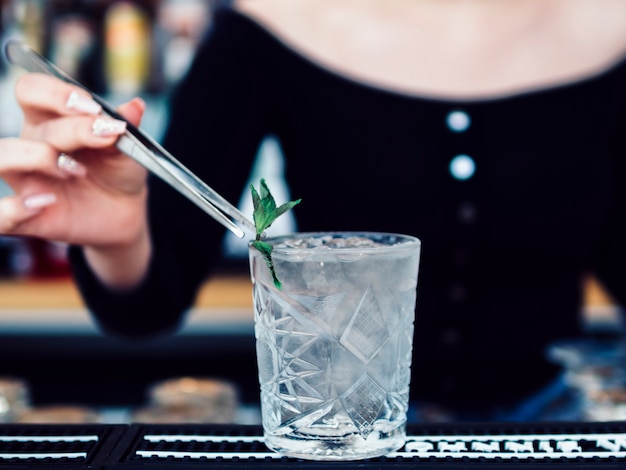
[2,422,626,469]
[0,423,126,469]
[112,422,626,469]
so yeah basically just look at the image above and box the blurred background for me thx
[0,0,623,425]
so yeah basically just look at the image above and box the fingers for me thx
[23,113,126,153]
[0,138,85,179]
[0,192,57,234]
[15,74,99,123]
[16,74,146,153]
[56,153,87,177]
[1,75,148,238]
[17,73,145,127]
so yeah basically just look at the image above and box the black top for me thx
[70,7,626,410]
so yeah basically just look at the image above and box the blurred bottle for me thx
[548,338,626,421]
[16,405,100,423]
[44,0,97,85]
[8,0,46,53]
[132,376,240,424]
[25,238,71,279]
[0,377,30,423]
[101,0,154,97]
[152,0,213,91]
[1,0,47,137]
[0,236,70,280]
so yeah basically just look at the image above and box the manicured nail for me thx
[23,193,57,210]
[92,116,127,137]
[57,153,87,176]
[134,96,146,112]
[66,91,101,114]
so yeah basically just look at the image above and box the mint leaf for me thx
[250,178,301,236]
[251,239,281,289]
[250,178,301,288]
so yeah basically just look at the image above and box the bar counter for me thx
[1,421,626,468]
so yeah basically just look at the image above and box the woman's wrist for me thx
[83,225,152,291]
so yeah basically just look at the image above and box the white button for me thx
[446,110,471,132]
[449,154,476,180]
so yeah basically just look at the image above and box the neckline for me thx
[223,7,626,105]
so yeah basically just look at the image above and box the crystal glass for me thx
[249,232,421,460]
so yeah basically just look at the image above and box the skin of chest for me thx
[238,0,626,100]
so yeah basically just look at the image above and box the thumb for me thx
[116,97,146,127]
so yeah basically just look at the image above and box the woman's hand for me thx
[0,73,151,288]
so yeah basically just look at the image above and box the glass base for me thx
[264,422,406,461]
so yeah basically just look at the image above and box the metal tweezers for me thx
[4,39,255,239]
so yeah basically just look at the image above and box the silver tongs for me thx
[4,39,255,239]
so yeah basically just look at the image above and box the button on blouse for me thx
[446,110,471,133]
[449,154,476,180]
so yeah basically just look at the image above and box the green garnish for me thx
[250,178,301,288]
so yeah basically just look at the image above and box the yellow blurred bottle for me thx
[103,1,151,97]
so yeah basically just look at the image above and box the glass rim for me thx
[249,231,421,255]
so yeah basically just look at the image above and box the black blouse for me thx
[71,6,626,410]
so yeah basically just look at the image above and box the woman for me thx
[2,0,626,420]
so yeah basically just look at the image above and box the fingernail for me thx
[57,153,87,176]
[134,96,146,112]
[23,193,57,210]
[92,116,127,137]
[66,91,102,114]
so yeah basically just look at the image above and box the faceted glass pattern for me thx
[250,232,420,460]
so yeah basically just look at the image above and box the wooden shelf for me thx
[0,274,619,326]
[0,274,253,310]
